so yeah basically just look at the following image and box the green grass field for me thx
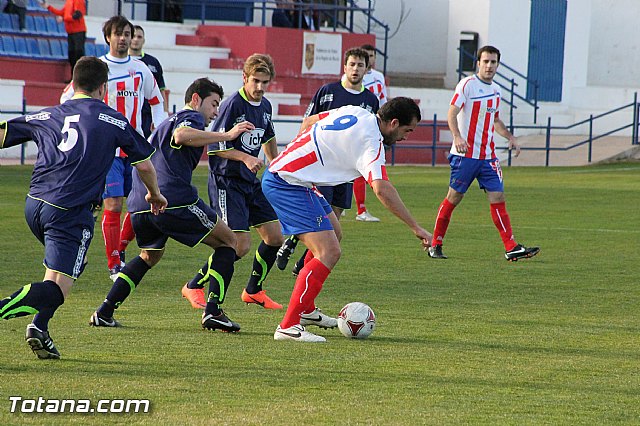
[1,164,639,425]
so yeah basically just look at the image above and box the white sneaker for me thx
[355,211,380,222]
[300,308,338,329]
[274,324,326,342]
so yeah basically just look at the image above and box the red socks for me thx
[280,258,331,329]
[490,202,517,251]
[118,212,135,253]
[102,210,122,269]
[432,198,456,246]
[353,176,367,215]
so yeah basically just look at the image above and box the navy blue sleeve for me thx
[1,116,36,149]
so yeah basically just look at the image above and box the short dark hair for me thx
[73,56,109,93]
[378,97,421,126]
[344,47,369,68]
[360,44,376,52]
[133,25,145,35]
[102,15,134,45]
[477,45,501,62]
[185,78,224,104]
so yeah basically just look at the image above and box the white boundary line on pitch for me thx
[468,224,640,234]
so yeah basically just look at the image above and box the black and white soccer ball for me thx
[337,302,376,339]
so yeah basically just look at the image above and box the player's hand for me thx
[508,136,521,158]
[453,135,469,155]
[145,192,168,215]
[244,156,264,174]
[414,227,432,250]
[226,121,255,140]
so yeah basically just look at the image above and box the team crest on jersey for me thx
[263,112,271,125]
[234,115,247,125]
[241,128,266,151]
[319,94,333,105]
[25,112,51,122]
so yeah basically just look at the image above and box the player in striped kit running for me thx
[61,16,167,279]
[428,45,539,262]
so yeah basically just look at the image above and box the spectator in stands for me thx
[3,0,27,31]
[272,0,294,28]
[129,24,170,138]
[40,0,86,80]
[293,0,319,30]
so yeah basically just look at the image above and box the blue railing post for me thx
[509,78,515,135]
[545,116,551,167]
[633,92,639,145]
[431,114,437,167]
[588,114,593,163]
[533,84,539,124]
[20,98,27,165]
[130,0,136,20]
[390,144,395,166]
[457,48,463,82]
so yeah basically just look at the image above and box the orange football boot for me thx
[181,283,205,309]
[241,289,283,310]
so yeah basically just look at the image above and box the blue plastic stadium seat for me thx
[26,37,40,57]
[49,38,65,59]
[57,21,65,35]
[1,13,15,32]
[27,0,44,11]
[33,15,47,35]
[14,36,29,57]
[60,39,67,55]
[84,42,95,56]
[1,36,17,56]
[95,44,109,56]
[38,38,52,58]
[25,15,36,33]
[45,16,59,35]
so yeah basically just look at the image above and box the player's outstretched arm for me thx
[133,159,167,215]
[370,179,432,248]
[173,121,254,148]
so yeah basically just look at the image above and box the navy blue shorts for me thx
[208,174,279,232]
[448,155,505,193]
[24,197,95,280]
[317,182,353,210]
[262,171,333,236]
[131,198,218,249]
[103,157,132,199]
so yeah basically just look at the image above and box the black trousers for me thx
[68,31,86,71]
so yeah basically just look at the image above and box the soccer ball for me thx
[337,302,376,339]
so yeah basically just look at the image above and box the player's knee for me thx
[139,249,163,267]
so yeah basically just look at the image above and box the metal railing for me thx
[457,47,539,125]
[503,92,640,166]
[119,0,390,73]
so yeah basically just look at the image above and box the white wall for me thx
[352,0,449,75]
[562,0,591,102]
[588,0,640,87]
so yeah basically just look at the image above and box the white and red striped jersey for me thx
[60,54,167,157]
[363,68,387,106]
[268,105,388,187]
[450,75,501,160]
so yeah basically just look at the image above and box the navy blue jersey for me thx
[207,88,275,183]
[1,97,154,209]
[304,81,380,117]
[128,108,204,213]
[137,52,167,138]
